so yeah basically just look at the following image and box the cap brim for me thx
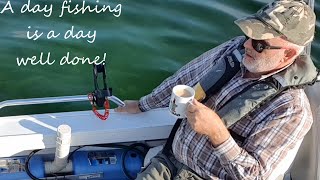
[234,16,282,40]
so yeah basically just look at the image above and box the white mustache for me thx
[245,49,255,58]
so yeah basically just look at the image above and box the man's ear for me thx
[284,49,297,61]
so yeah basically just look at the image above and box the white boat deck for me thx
[0,108,176,158]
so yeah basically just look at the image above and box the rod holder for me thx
[45,124,72,174]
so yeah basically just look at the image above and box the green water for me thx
[0,0,319,116]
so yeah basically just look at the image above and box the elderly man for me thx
[116,0,317,179]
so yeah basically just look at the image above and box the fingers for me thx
[115,100,132,112]
[191,98,201,105]
[187,99,200,113]
[114,106,126,112]
[114,100,141,114]
[187,101,197,113]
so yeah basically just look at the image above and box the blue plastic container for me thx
[72,149,143,180]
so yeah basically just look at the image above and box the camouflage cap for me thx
[234,0,316,46]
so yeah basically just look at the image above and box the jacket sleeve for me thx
[138,36,246,112]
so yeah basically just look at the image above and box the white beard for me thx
[243,53,282,74]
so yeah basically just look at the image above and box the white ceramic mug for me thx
[168,85,195,118]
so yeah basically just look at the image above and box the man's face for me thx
[243,37,289,74]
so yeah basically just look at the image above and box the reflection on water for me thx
[0,0,319,116]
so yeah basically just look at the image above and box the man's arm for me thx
[138,36,246,112]
[187,89,313,179]
[115,36,246,113]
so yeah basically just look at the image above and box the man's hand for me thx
[186,99,230,147]
[114,100,142,114]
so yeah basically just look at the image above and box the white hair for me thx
[292,44,305,55]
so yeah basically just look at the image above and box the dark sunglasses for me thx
[251,39,286,53]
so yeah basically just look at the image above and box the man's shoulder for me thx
[224,35,247,45]
[186,36,246,68]
[202,36,246,57]
[214,36,246,51]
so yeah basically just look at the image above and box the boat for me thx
[0,63,178,180]
[0,0,318,179]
